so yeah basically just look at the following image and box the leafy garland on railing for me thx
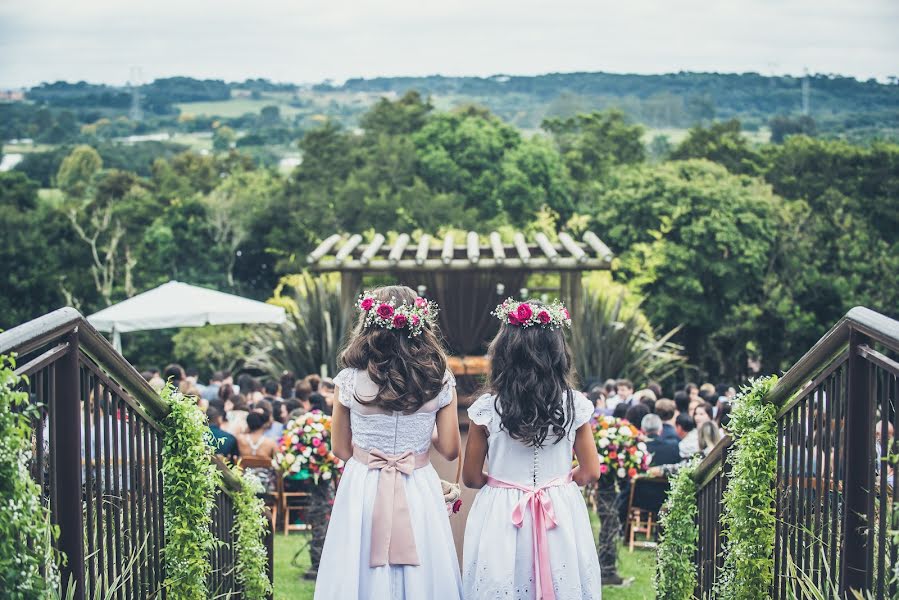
[0,354,60,599]
[230,466,273,600]
[654,459,699,600]
[160,383,221,600]
[714,375,779,600]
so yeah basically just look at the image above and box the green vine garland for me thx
[655,460,699,600]
[715,375,779,600]
[230,467,273,599]
[160,383,221,600]
[0,354,59,599]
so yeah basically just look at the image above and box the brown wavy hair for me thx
[487,302,575,447]
[340,285,448,413]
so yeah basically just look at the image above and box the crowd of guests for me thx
[140,364,335,489]
[584,378,735,526]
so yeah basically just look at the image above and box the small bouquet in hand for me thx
[274,410,344,484]
[591,414,651,480]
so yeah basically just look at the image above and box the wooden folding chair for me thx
[626,475,669,551]
[239,456,279,529]
[279,473,312,535]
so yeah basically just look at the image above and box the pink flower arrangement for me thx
[591,414,652,481]
[274,410,344,484]
[357,292,438,337]
[492,298,572,330]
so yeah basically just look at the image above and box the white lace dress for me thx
[463,392,602,599]
[314,368,463,600]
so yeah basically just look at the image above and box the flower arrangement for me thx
[591,414,652,479]
[274,410,344,484]
[358,292,438,337]
[492,298,572,329]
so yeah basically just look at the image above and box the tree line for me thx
[1,91,896,381]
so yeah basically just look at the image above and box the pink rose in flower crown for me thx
[415,297,428,308]
[376,303,395,320]
[411,315,420,326]
[360,297,374,311]
[393,314,408,329]
[516,303,533,322]
[508,314,521,326]
[562,308,570,320]
[537,310,551,324]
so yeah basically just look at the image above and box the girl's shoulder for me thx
[333,368,357,407]
[467,393,496,428]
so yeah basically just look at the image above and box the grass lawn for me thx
[273,531,657,599]
[176,98,305,118]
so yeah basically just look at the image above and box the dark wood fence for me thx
[0,307,273,600]
[693,306,899,598]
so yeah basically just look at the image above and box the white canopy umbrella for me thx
[87,280,286,351]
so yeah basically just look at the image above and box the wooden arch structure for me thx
[307,230,614,373]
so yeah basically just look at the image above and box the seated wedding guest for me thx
[676,413,698,458]
[685,382,701,412]
[320,378,335,410]
[280,370,297,400]
[271,399,288,425]
[237,411,278,492]
[163,363,186,387]
[616,379,635,407]
[697,421,722,455]
[294,380,313,411]
[625,402,650,429]
[309,392,330,416]
[642,413,681,466]
[647,381,664,401]
[304,373,322,393]
[655,399,679,442]
[263,379,282,402]
[255,399,284,442]
[208,406,239,460]
[635,389,656,414]
[612,403,629,419]
[674,390,690,415]
[223,394,250,435]
[186,367,205,394]
[202,371,225,401]
[692,402,714,428]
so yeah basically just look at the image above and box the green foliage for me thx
[670,119,765,176]
[715,375,779,600]
[247,273,348,378]
[56,144,102,197]
[570,280,686,384]
[230,468,273,599]
[171,325,256,377]
[160,384,221,600]
[0,354,59,599]
[655,460,699,600]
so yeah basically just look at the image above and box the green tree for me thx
[56,144,102,196]
[670,120,765,176]
[212,125,236,152]
[543,110,645,183]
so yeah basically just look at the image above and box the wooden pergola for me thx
[307,229,614,367]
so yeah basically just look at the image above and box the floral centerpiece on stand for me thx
[273,409,343,579]
[592,414,652,480]
[274,409,344,484]
[590,413,652,585]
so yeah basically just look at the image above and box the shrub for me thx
[0,354,59,599]
[160,384,221,599]
[715,375,779,600]
[655,460,699,599]
[230,468,273,599]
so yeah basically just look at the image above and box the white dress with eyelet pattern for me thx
[314,368,462,600]
[463,391,602,600]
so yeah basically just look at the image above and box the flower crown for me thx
[357,292,438,336]
[492,298,571,329]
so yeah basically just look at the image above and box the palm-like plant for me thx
[246,273,349,378]
[570,285,687,386]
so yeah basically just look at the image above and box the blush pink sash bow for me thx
[487,472,574,600]
[353,445,430,567]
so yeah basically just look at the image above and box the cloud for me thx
[0,0,896,87]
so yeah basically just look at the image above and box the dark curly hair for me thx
[487,304,575,447]
[340,285,448,413]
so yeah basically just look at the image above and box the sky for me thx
[1,0,897,88]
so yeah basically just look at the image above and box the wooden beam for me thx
[466,231,480,264]
[415,234,431,265]
[306,234,342,264]
[513,232,531,263]
[335,234,362,263]
[310,256,610,272]
[388,233,410,265]
[441,234,455,265]
[359,233,385,265]
[489,232,505,265]
[535,232,559,263]
[558,232,587,262]
[583,231,614,262]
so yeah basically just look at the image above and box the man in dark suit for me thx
[654,399,680,442]
[208,405,239,460]
[643,413,682,466]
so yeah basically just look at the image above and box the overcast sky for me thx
[1,0,897,88]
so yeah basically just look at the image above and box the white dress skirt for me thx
[314,368,463,600]
[463,392,602,600]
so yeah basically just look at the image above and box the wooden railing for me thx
[0,307,273,599]
[693,306,899,598]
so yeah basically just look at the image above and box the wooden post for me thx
[340,272,362,322]
[56,329,85,599]
[841,328,873,593]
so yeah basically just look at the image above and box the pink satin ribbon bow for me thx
[487,472,573,600]
[354,446,430,567]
